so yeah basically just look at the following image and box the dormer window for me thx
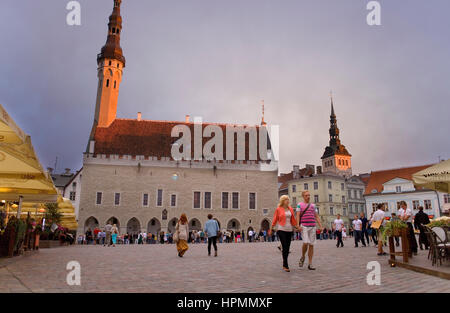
[395,186,401,193]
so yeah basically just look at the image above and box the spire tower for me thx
[88,0,126,151]
[321,95,352,177]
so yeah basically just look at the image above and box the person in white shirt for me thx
[248,229,254,242]
[333,214,345,248]
[399,201,418,255]
[371,203,387,255]
[352,215,366,248]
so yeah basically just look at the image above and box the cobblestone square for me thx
[0,240,449,293]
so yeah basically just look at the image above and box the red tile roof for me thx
[278,168,314,190]
[364,164,433,195]
[93,118,269,161]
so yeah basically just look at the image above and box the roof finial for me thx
[261,100,267,126]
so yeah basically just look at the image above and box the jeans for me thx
[207,236,217,254]
[277,230,292,268]
[362,229,370,245]
[335,230,343,247]
[354,230,365,247]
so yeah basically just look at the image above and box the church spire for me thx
[97,0,126,66]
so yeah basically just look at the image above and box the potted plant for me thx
[427,216,450,228]
[381,220,408,243]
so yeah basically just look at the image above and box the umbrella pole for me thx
[16,196,23,219]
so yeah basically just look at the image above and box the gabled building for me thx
[364,165,445,219]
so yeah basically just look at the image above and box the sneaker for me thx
[308,265,316,270]
[299,257,305,267]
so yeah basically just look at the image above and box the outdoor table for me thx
[388,228,411,265]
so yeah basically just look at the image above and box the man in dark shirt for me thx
[414,206,430,250]
[360,212,370,246]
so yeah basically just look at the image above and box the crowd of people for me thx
[77,192,434,274]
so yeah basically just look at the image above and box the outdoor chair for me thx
[424,226,443,266]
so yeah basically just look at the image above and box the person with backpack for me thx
[296,191,323,270]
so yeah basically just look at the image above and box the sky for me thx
[1,0,449,175]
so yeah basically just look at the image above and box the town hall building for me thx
[77,0,278,237]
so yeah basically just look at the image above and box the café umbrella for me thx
[412,159,450,193]
[0,104,57,215]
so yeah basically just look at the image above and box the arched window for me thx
[106,79,109,87]
[114,81,116,89]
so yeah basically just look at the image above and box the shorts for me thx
[301,226,316,245]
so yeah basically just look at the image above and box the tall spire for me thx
[97,0,126,66]
[330,91,335,118]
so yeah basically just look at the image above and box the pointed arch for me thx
[127,217,141,234]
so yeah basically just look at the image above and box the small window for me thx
[412,200,420,210]
[114,81,117,89]
[157,189,163,207]
[222,192,229,209]
[444,194,450,204]
[314,182,318,190]
[114,193,121,206]
[232,192,239,209]
[193,191,201,209]
[204,192,211,209]
[106,79,110,87]
[72,182,77,188]
[143,193,149,207]
[304,183,308,190]
[330,207,334,215]
[171,194,177,207]
[328,181,332,189]
[249,193,256,210]
[293,197,297,205]
[343,208,347,216]
[314,195,319,203]
[292,185,296,193]
[424,200,432,210]
[96,192,102,205]
[341,183,344,191]
[329,194,333,202]
[117,63,120,68]
[108,60,112,66]
[342,196,345,203]
[69,191,76,201]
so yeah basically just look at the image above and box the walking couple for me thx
[269,191,323,272]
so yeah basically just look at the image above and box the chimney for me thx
[317,166,322,174]
[305,164,315,175]
[185,115,190,123]
[137,112,142,121]
[65,168,71,175]
[47,167,54,174]
[293,165,300,179]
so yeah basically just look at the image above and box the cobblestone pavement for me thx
[0,239,449,293]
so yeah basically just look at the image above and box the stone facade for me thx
[77,155,278,236]
[286,171,351,229]
[346,175,366,217]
